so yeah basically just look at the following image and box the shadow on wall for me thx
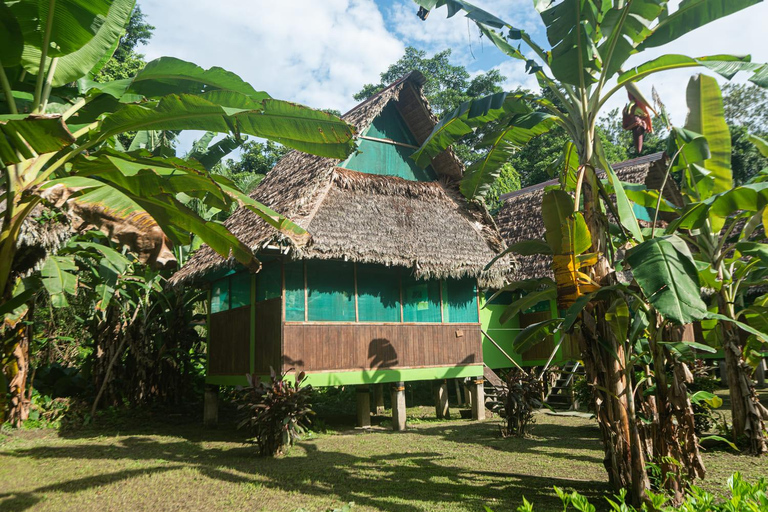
[368,338,398,369]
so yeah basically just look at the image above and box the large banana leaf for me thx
[683,74,732,196]
[411,91,529,168]
[638,0,762,50]
[40,255,78,308]
[21,0,135,87]
[539,0,607,86]
[615,54,760,89]
[96,92,356,159]
[0,114,75,165]
[461,112,558,200]
[128,57,267,99]
[0,2,23,67]
[513,318,562,354]
[595,137,644,242]
[625,235,708,324]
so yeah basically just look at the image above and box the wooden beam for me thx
[358,135,419,150]
[354,262,359,322]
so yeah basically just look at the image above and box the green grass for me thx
[0,389,767,512]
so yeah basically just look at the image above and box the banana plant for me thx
[411,0,766,503]
[0,0,356,424]
[645,75,768,454]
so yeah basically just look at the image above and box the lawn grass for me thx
[0,389,766,512]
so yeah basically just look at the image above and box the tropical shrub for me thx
[496,368,544,438]
[238,368,313,456]
[505,472,767,512]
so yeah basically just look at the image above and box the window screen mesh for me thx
[210,278,229,314]
[284,260,305,321]
[357,264,401,322]
[307,260,355,321]
[230,274,251,309]
[402,274,441,322]
[442,279,478,323]
[256,261,281,302]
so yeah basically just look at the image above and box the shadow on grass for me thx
[2,419,612,512]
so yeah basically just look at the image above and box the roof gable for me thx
[340,102,438,182]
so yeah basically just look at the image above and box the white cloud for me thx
[139,0,404,114]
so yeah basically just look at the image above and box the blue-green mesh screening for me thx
[230,273,251,309]
[256,261,281,302]
[402,274,441,322]
[357,264,401,322]
[210,278,229,314]
[307,260,355,321]
[366,103,417,144]
[442,279,479,323]
[284,261,305,321]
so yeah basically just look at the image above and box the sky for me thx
[137,0,768,150]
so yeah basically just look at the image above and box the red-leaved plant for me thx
[238,367,313,456]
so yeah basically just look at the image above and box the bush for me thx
[502,473,767,512]
[237,368,313,456]
[687,359,720,435]
[495,368,544,438]
[572,374,593,412]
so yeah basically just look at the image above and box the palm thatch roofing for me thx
[496,152,679,281]
[171,72,511,288]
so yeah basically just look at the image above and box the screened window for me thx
[306,260,355,321]
[402,274,441,323]
[284,260,305,321]
[255,261,281,302]
[357,264,401,322]
[210,273,250,313]
[442,279,479,323]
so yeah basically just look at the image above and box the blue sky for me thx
[136,0,768,151]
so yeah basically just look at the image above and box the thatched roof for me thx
[496,152,676,281]
[171,72,510,287]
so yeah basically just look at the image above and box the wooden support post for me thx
[719,360,728,387]
[470,378,485,421]
[454,379,464,406]
[356,386,371,428]
[391,381,406,431]
[434,380,450,419]
[373,384,385,415]
[204,385,219,428]
[463,378,472,408]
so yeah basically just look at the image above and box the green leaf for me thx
[690,390,723,408]
[735,242,768,263]
[638,0,762,50]
[0,1,24,67]
[616,54,759,89]
[412,91,528,168]
[41,255,78,308]
[461,112,557,200]
[22,0,135,87]
[128,57,270,99]
[97,92,356,159]
[0,114,76,165]
[606,299,630,343]
[625,235,708,324]
[748,134,768,158]
[500,288,557,325]
[683,74,732,195]
[595,138,644,242]
[699,435,739,452]
[513,318,563,354]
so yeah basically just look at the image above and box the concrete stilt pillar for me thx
[373,384,385,415]
[470,378,485,421]
[454,379,464,406]
[204,385,219,428]
[755,359,766,389]
[719,360,729,387]
[434,380,450,419]
[391,381,407,431]
[356,386,371,428]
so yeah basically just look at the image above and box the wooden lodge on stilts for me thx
[170,71,512,429]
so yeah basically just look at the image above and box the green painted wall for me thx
[206,365,484,388]
[340,103,437,181]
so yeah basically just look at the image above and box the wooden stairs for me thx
[545,361,583,409]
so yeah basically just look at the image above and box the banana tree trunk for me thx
[718,296,768,455]
[575,169,650,505]
[4,316,31,426]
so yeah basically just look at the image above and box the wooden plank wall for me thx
[254,298,282,374]
[282,323,481,373]
[208,305,251,375]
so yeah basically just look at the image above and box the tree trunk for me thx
[719,296,768,455]
[5,316,32,426]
